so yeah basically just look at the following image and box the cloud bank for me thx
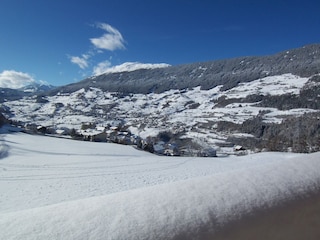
[0,70,36,89]
[93,62,171,76]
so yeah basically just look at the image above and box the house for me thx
[92,131,107,142]
[37,126,47,134]
[24,123,38,133]
[80,128,107,142]
[197,148,217,157]
[234,145,246,151]
[164,143,180,156]
[233,145,247,156]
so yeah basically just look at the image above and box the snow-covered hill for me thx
[1,44,320,154]
[1,131,320,239]
[52,44,320,95]
[2,73,320,154]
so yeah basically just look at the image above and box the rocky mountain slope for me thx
[1,44,320,155]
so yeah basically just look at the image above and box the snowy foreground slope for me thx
[1,132,320,239]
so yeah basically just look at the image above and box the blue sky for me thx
[0,0,320,88]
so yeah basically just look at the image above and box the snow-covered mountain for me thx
[20,82,56,93]
[0,82,55,102]
[51,44,320,95]
[1,44,320,154]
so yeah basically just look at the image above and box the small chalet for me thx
[234,145,246,151]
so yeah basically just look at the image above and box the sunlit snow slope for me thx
[1,131,320,239]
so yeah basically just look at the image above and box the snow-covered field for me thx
[0,130,297,213]
[1,129,320,239]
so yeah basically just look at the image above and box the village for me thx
[20,121,249,157]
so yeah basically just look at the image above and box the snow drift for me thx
[1,150,320,240]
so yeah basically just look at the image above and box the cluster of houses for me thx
[22,123,252,157]
[80,126,137,144]
[24,122,158,153]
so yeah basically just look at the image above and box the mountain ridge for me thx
[0,83,56,102]
[50,43,320,95]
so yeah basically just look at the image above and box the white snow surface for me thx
[225,73,309,98]
[1,131,320,239]
[92,61,171,75]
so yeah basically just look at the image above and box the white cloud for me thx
[93,62,171,76]
[70,55,89,69]
[0,70,36,89]
[69,23,126,72]
[92,60,112,76]
[90,23,125,51]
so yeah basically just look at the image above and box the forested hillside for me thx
[50,44,320,95]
